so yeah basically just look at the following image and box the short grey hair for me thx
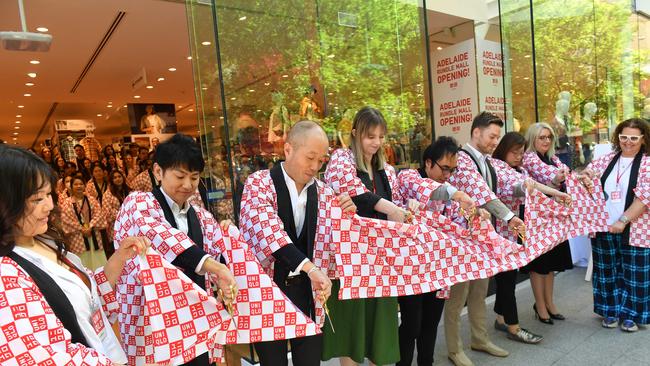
[525,122,556,157]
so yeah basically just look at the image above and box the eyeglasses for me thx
[436,161,457,174]
[619,134,643,143]
[537,135,553,141]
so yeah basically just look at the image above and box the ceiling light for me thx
[256,109,262,112]
[211,125,215,128]
[168,67,176,72]
[230,97,236,100]
[282,74,288,78]
[146,85,153,89]
[18,105,24,108]
[106,104,112,108]
[201,41,211,46]
[248,89,255,92]
[239,16,247,21]
[25,82,34,86]
[29,60,40,65]
[220,116,224,119]
[15,121,20,124]
[524,55,531,58]
[328,92,333,95]
[201,87,208,90]
[97,114,102,117]
[13,132,18,135]
[36,27,48,32]
[327,54,335,58]
[27,73,37,78]
[134,95,141,99]
[264,82,270,86]
[14,126,20,129]
[12,137,17,141]
[351,90,357,94]
[157,77,165,81]
[187,56,192,60]
[16,114,21,117]
[188,109,194,112]
[23,93,31,97]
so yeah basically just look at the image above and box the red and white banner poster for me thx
[476,40,506,121]
[432,39,478,144]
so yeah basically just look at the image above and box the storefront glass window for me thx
[187,0,431,223]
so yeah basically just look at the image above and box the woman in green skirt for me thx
[323,106,411,365]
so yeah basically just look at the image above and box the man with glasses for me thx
[393,135,475,366]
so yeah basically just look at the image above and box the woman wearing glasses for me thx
[522,123,580,325]
[491,132,570,344]
[583,118,650,332]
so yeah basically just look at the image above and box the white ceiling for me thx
[0,0,197,147]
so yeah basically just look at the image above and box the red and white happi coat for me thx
[490,159,528,242]
[587,152,650,247]
[60,195,106,254]
[523,151,568,187]
[112,191,319,365]
[0,256,118,365]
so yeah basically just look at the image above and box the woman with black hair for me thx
[102,170,131,250]
[86,162,109,206]
[62,175,107,269]
[0,145,148,365]
[490,132,569,344]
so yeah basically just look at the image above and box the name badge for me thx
[610,190,623,203]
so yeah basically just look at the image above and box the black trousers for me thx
[494,269,519,325]
[254,276,322,366]
[396,291,445,366]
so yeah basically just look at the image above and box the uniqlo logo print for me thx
[181,321,197,337]
[147,300,161,315]
[189,303,205,318]
[0,343,13,362]
[261,287,273,301]
[233,262,247,276]
[29,315,47,332]
[250,301,262,316]
[154,282,171,297]
[16,352,35,365]
[10,303,28,319]
[162,311,179,327]
[169,340,184,357]
[250,329,262,343]
[152,329,169,346]
[246,275,260,288]
[274,326,286,339]
[172,293,188,308]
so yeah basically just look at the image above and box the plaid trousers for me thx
[592,232,650,324]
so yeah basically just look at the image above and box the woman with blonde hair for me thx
[522,122,591,324]
[323,107,409,366]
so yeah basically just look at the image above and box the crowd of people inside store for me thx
[0,109,648,366]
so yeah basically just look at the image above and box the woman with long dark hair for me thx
[102,170,131,245]
[86,162,108,206]
[62,175,107,269]
[0,145,148,365]
[490,132,569,344]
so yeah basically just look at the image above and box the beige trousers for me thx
[444,278,490,354]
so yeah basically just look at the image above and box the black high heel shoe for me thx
[533,304,554,325]
[547,308,566,321]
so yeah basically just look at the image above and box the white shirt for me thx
[160,187,210,274]
[604,156,633,226]
[280,162,313,274]
[13,241,127,363]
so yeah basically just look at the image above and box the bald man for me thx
[239,121,356,366]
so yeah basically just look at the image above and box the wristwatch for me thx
[618,215,630,225]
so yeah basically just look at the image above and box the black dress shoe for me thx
[533,304,553,325]
[547,309,565,320]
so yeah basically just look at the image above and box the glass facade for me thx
[501,0,649,168]
[186,0,650,224]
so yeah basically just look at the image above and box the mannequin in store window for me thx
[580,102,598,164]
[550,91,572,168]
[140,104,165,135]
[268,91,291,151]
[299,85,322,120]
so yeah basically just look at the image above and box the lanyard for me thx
[615,158,633,187]
[72,196,90,225]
